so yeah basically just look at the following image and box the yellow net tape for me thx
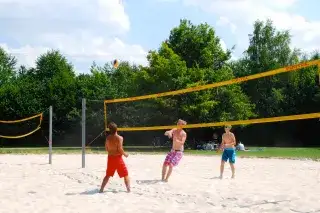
[0,126,41,139]
[0,113,43,123]
[0,113,43,139]
[109,112,320,131]
[104,59,320,104]
[103,59,320,131]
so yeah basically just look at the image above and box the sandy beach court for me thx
[0,154,319,213]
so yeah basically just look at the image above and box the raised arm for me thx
[164,128,176,138]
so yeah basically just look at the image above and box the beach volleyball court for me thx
[0,154,319,213]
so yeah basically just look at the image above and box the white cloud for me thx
[0,0,148,73]
[0,43,50,67]
[219,39,238,61]
[216,16,237,34]
[182,0,320,54]
[219,39,226,51]
[155,0,179,2]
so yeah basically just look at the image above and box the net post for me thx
[82,98,86,168]
[49,106,53,165]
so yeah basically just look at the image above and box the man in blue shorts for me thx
[218,125,236,179]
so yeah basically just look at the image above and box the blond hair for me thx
[177,119,187,125]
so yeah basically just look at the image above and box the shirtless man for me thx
[162,119,187,182]
[218,125,236,179]
[99,122,130,193]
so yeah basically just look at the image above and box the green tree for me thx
[33,50,77,123]
[167,19,231,69]
[132,42,255,126]
[0,47,16,86]
[233,19,301,117]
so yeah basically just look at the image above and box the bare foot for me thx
[231,175,235,179]
[99,189,103,193]
[219,175,223,179]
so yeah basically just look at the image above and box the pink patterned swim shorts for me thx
[164,150,183,167]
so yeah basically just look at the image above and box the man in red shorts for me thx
[99,122,130,193]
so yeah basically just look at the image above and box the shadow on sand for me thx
[65,188,126,196]
[202,176,222,180]
[136,179,164,185]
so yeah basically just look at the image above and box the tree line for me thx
[0,19,319,148]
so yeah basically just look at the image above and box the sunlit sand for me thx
[0,154,319,213]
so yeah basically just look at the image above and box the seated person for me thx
[236,141,245,151]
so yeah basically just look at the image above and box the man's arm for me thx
[164,128,176,138]
[219,134,225,151]
[232,133,236,146]
[105,138,108,152]
[117,137,128,157]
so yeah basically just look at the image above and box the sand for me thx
[0,154,319,213]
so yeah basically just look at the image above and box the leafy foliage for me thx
[0,19,319,147]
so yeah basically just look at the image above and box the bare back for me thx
[106,134,125,156]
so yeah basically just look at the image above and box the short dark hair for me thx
[108,122,117,135]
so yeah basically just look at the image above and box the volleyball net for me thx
[102,59,320,146]
[0,112,43,139]
[0,107,53,164]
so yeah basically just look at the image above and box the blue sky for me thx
[0,0,319,73]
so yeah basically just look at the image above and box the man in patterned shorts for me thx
[161,119,187,182]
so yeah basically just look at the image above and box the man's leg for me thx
[220,160,225,179]
[230,150,236,178]
[101,156,115,193]
[99,175,110,193]
[220,150,228,179]
[164,165,173,182]
[117,157,130,192]
[124,176,130,192]
[162,152,171,181]
[164,152,182,182]
[162,163,168,181]
[230,163,235,178]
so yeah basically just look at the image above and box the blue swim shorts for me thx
[222,147,236,164]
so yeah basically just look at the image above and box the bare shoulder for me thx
[182,130,187,136]
[117,135,124,142]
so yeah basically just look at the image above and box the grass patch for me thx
[184,147,320,160]
[0,146,319,160]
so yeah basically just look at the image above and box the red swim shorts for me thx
[106,155,128,178]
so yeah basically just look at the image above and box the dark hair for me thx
[108,122,117,135]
